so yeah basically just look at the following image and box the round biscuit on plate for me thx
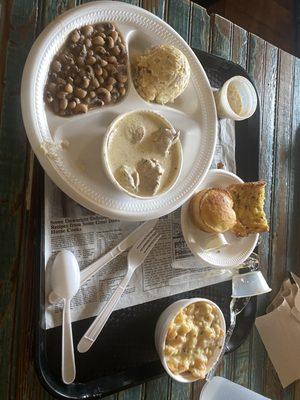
[189,188,236,233]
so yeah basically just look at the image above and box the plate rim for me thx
[21,1,218,221]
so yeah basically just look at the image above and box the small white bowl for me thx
[155,298,226,383]
[102,109,183,199]
[214,76,257,121]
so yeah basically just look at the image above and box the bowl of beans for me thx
[155,298,226,382]
[44,22,128,116]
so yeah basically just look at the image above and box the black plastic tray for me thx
[35,49,260,399]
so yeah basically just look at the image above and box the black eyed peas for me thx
[44,22,128,116]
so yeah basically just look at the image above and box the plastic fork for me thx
[77,228,161,353]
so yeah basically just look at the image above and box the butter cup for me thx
[155,298,226,383]
[102,109,183,199]
[214,76,257,121]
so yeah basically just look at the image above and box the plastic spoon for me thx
[51,250,80,384]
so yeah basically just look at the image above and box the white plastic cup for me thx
[155,298,226,383]
[232,271,271,298]
[214,76,257,120]
[200,376,271,399]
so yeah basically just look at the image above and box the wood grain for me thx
[270,50,294,294]
[0,0,299,398]
[227,21,254,392]
[231,24,248,68]
[207,0,296,56]
[288,57,300,277]
[190,3,210,52]
[250,41,278,396]
[288,52,300,400]
[166,0,191,41]
[0,0,39,397]
[144,376,169,399]
[265,49,295,400]
[118,385,142,400]
[141,0,165,18]
[170,380,192,400]
[0,1,77,399]
[209,13,232,59]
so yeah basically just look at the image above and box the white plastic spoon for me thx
[51,250,80,384]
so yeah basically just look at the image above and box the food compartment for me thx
[127,31,201,115]
[44,22,130,117]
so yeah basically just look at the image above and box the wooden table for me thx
[1,0,299,399]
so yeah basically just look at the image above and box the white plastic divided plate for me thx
[181,169,259,268]
[21,1,218,221]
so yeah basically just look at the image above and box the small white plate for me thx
[181,169,259,268]
[21,1,218,221]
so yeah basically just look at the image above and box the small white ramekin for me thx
[155,297,226,383]
[102,109,183,199]
[214,76,257,121]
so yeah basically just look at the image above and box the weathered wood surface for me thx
[0,0,299,399]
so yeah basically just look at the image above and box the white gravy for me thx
[107,111,181,196]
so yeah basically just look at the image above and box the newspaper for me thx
[45,119,236,329]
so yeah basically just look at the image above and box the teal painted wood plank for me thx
[277,51,297,400]
[288,58,300,276]
[270,50,294,294]
[286,49,299,400]
[5,0,77,399]
[210,14,232,60]
[141,0,165,19]
[144,376,169,400]
[191,380,205,400]
[247,34,266,102]
[256,42,277,281]
[170,380,192,400]
[217,352,235,381]
[286,55,300,400]
[264,50,295,400]
[223,23,253,392]
[232,336,252,388]
[231,23,248,69]
[250,41,278,396]
[117,385,142,400]
[190,3,210,52]
[0,0,39,397]
[246,35,296,400]
[38,0,77,32]
[166,0,191,42]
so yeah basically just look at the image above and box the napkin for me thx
[255,273,300,388]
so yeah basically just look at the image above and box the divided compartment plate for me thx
[35,48,260,399]
[21,1,218,221]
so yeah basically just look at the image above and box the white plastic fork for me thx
[77,228,161,353]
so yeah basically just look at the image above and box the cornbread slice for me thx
[228,181,269,237]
